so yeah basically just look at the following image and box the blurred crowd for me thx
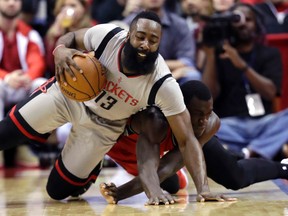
[1,0,288,169]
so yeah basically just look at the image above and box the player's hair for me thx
[129,10,162,30]
[181,80,212,106]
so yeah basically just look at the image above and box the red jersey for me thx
[107,128,177,176]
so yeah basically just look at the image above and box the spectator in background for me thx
[202,3,288,160]
[164,0,181,12]
[178,0,237,71]
[20,0,54,37]
[179,0,213,33]
[92,0,142,24]
[45,0,97,78]
[212,0,238,13]
[256,0,288,33]
[178,0,213,70]
[19,0,39,26]
[124,0,201,84]
[0,0,46,168]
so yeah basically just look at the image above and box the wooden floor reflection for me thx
[0,167,287,216]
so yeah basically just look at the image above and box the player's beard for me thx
[123,40,159,75]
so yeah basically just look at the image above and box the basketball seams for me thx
[86,54,103,93]
[59,54,106,102]
[80,56,97,96]
[62,71,92,101]
[66,82,91,100]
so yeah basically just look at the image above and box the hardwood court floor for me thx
[0,167,287,216]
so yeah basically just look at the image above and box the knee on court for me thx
[46,166,73,200]
[46,163,91,200]
[46,157,101,200]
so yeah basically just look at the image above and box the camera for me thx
[201,12,243,50]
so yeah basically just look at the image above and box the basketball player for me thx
[0,11,221,202]
[100,80,288,205]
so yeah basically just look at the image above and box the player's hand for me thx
[145,192,175,206]
[99,182,118,204]
[53,46,86,85]
[197,192,237,202]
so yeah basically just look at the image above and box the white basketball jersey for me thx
[83,24,185,121]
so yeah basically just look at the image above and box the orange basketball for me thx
[59,53,107,102]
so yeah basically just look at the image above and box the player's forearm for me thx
[157,149,184,182]
[55,28,88,50]
[56,32,77,48]
[138,161,162,199]
[180,137,210,194]
[135,129,163,199]
[116,156,180,201]
[117,177,144,200]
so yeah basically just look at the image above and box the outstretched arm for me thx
[100,110,224,203]
[136,128,175,204]
[101,107,177,204]
[100,148,184,204]
[134,108,174,205]
[166,109,224,202]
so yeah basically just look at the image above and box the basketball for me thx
[59,53,106,102]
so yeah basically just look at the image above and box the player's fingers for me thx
[221,195,237,202]
[56,66,67,86]
[55,68,60,83]
[196,194,205,202]
[165,195,175,204]
[145,197,159,206]
[100,182,107,189]
[107,182,116,188]
[104,190,117,198]
[70,53,86,73]
[103,182,117,193]
[197,194,224,202]
[207,195,225,202]
[214,196,225,202]
[160,194,175,205]
[100,183,114,194]
[99,183,109,196]
[73,52,87,58]
[63,64,77,81]
[100,182,115,190]
[99,183,117,204]
[157,196,169,205]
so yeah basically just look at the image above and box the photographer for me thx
[202,3,288,160]
[201,10,243,51]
